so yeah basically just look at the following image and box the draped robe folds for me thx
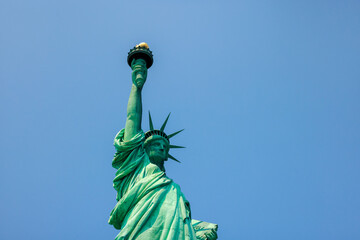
[108,129,197,240]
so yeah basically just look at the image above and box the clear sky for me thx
[1,0,360,239]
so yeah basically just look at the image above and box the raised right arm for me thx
[124,59,148,141]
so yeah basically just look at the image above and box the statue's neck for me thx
[157,162,165,172]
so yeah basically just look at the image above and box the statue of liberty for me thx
[108,43,218,240]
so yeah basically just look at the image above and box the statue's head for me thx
[144,136,169,170]
[144,112,185,171]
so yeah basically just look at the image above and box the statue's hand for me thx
[131,59,148,89]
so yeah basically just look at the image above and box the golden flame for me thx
[136,42,149,49]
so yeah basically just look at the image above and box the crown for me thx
[144,112,184,163]
[127,42,154,69]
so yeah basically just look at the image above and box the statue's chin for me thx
[149,154,165,164]
[150,157,162,164]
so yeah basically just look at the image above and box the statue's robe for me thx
[108,129,197,240]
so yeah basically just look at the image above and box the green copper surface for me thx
[109,43,218,240]
[168,129,184,139]
[160,113,171,132]
[148,111,154,131]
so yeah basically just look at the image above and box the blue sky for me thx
[1,0,360,239]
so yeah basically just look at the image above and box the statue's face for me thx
[146,139,169,165]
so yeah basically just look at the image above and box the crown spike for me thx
[148,111,154,131]
[168,129,184,139]
[160,113,171,132]
[168,154,181,163]
[169,145,185,149]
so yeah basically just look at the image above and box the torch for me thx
[127,42,154,69]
